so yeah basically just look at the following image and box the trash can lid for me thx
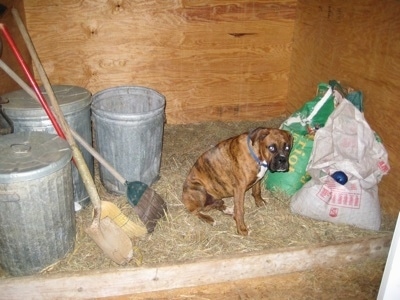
[0,131,72,183]
[1,85,92,118]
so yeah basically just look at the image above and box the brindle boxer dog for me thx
[182,127,292,236]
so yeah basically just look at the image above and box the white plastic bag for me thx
[291,99,390,230]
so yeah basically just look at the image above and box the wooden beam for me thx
[0,235,392,299]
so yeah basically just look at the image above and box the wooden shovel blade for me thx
[85,217,134,265]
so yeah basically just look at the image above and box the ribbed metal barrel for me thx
[91,86,165,193]
[2,85,93,208]
[0,132,75,276]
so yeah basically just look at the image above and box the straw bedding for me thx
[0,119,395,276]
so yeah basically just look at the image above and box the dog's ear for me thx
[287,131,294,149]
[249,127,270,144]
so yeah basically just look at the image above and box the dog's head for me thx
[249,127,292,172]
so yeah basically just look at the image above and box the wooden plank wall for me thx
[287,0,400,215]
[15,0,296,124]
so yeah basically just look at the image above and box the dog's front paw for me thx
[255,197,268,207]
[237,225,249,236]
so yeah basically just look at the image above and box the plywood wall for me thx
[17,0,296,124]
[2,0,398,215]
[287,0,400,215]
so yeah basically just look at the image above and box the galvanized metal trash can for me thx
[0,132,75,276]
[91,86,165,194]
[1,85,94,208]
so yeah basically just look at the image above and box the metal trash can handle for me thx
[0,103,14,135]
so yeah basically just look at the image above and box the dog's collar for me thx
[247,133,269,168]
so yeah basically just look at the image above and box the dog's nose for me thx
[277,155,287,164]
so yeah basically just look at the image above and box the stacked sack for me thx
[264,81,390,230]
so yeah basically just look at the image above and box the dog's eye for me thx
[285,145,291,151]
[268,145,276,152]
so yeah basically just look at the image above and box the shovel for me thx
[10,9,167,233]
[1,14,133,264]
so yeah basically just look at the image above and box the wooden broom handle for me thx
[11,8,102,221]
[0,55,127,186]
[70,128,127,185]
[0,55,126,184]
[0,56,127,186]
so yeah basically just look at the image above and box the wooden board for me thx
[286,0,400,215]
[0,235,392,299]
[20,0,296,124]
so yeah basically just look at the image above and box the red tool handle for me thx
[0,23,65,139]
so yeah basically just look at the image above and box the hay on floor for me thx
[1,119,395,276]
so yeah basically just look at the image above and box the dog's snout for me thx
[269,153,290,173]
